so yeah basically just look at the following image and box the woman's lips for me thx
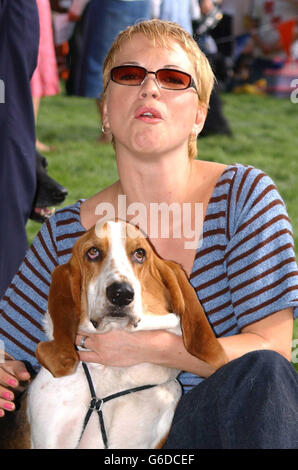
[135,106,163,123]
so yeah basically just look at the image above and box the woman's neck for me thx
[115,149,194,207]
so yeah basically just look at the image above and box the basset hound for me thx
[7,220,227,449]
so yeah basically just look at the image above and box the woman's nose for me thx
[138,73,161,98]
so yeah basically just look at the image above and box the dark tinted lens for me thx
[111,66,146,85]
[157,69,191,89]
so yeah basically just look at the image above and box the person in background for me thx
[194,0,232,136]
[151,0,200,34]
[0,0,39,299]
[68,0,151,143]
[245,0,298,81]
[31,0,60,153]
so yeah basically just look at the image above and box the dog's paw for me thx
[36,341,79,378]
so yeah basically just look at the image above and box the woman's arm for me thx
[76,328,217,377]
[76,308,294,377]
[219,308,293,362]
[0,214,66,369]
[155,308,294,370]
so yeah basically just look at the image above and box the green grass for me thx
[26,90,298,369]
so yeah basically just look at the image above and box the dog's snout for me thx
[54,186,68,197]
[106,282,134,307]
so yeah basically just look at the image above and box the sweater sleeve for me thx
[225,167,298,329]
[0,217,59,370]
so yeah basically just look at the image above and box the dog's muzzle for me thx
[106,281,135,309]
[90,281,139,329]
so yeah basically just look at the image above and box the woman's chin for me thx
[131,129,167,155]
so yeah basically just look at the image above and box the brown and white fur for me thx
[13,221,227,448]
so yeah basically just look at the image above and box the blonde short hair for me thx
[101,19,215,159]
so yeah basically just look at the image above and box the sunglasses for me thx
[110,65,198,92]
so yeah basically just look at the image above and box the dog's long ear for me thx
[155,257,227,370]
[35,258,82,378]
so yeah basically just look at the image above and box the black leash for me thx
[79,362,157,448]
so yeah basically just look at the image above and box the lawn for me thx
[26,89,298,369]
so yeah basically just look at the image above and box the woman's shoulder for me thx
[43,200,85,245]
[225,163,283,207]
[35,200,86,265]
[194,160,274,191]
[220,163,290,244]
[80,182,119,230]
[202,162,286,238]
[54,199,83,215]
[210,162,281,202]
[49,199,85,229]
[196,161,276,206]
[49,181,119,234]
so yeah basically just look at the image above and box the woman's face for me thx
[102,34,204,159]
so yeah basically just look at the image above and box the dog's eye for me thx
[86,247,102,261]
[132,248,146,264]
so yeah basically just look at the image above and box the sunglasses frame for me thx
[110,65,198,93]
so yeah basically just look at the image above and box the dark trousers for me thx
[164,350,298,449]
[0,0,39,298]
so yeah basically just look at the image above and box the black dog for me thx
[30,151,68,223]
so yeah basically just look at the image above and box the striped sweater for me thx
[1,164,298,392]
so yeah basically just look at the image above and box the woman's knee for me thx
[233,349,293,376]
[165,350,298,449]
[218,349,297,396]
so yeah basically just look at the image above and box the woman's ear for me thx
[100,98,111,133]
[194,104,208,136]
[101,101,113,143]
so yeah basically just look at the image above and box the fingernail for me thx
[0,409,4,417]
[2,391,13,400]
[8,379,17,387]
[4,402,14,410]
[21,372,30,380]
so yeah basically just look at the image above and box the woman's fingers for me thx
[0,381,16,417]
[76,334,91,350]
[0,366,19,389]
[0,396,15,415]
[0,361,30,388]
[0,361,31,417]
[0,384,15,416]
[0,384,14,401]
[77,350,102,364]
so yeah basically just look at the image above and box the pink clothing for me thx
[31,0,60,97]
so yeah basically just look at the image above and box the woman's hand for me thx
[0,361,31,417]
[75,329,215,378]
[75,329,159,367]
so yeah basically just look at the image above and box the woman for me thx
[0,20,298,448]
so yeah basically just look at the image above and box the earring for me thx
[100,123,113,144]
[101,124,110,134]
[190,126,199,141]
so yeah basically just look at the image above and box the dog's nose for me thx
[106,282,134,307]
[53,186,68,199]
